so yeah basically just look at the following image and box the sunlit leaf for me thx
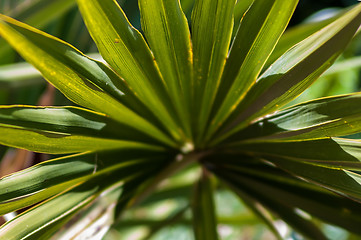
[0,172,124,239]
[219,3,361,141]
[224,93,361,143]
[1,1,361,239]
[266,12,340,68]
[0,105,167,145]
[233,0,254,33]
[191,0,236,143]
[0,14,176,146]
[206,0,298,142]
[0,151,168,215]
[139,0,193,139]
[76,0,184,142]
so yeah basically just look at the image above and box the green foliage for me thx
[1,0,361,239]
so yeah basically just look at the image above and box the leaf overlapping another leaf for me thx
[0,14,176,147]
[214,3,361,143]
[191,0,236,144]
[0,0,361,239]
[206,0,298,142]
[0,150,169,215]
[76,0,185,143]
[139,0,194,140]
[205,154,361,237]
[223,93,361,144]
[0,106,169,152]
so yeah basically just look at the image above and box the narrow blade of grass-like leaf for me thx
[0,125,162,154]
[217,55,338,144]
[265,12,340,69]
[229,186,282,240]
[0,151,168,215]
[226,138,361,201]
[0,53,101,89]
[139,0,193,140]
[0,105,165,154]
[233,0,254,32]
[0,105,166,145]
[266,156,361,204]
[229,137,361,170]
[191,0,236,144]
[0,170,130,240]
[51,185,123,240]
[76,0,183,142]
[192,170,219,240]
[220,161,361,235]
[0,185,101,240]
[0,15,175,146]
[222,3,361,139]
[213,169,327,240]
[206,0,298,142]
[223,93,361,143]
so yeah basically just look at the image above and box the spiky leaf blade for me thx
[139,0,193,139]
[76,0,183,142]
[207,0,298,141]
[223,3,361,139]
[192,170,219,240]
[191,0,236,143]
[224,94,361,143]
[0,15,176,146]
[0,151,167,215]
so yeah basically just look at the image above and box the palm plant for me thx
[1,0,361,239]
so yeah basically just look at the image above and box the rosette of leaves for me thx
[1,0,361,239]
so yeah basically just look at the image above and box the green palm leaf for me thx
[191,0,236,143]
[76,0,184,143]
[216,170,328,239]
[207,0,298,141]
[0,173,125,240]
[0,151,168,215]
[139,0,193,139]
[1,0,361,239]
[192,170,219,240]
[224,93,361,143]
[219,3,361,141]
[0,14,175,147]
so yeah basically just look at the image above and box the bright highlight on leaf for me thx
[1,0,361,239]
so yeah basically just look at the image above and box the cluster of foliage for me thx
[1,0,361,239]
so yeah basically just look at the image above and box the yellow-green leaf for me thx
[139,0,193,140]
[76,0,184,142]
[191,0,236,144]
[0,14,175,147]
[206,0,298,142]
